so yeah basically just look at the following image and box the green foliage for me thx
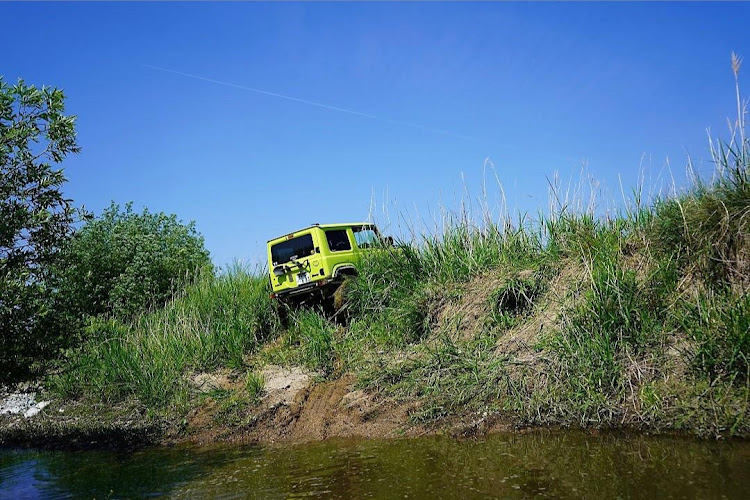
[345,218,547,350]
[245,371,265,402]
[52,266,279,406]
[57,202,212,321]
[260,308,338,374]
[546,213,634,262]
[290,309,336,373]
[549,246,672,408]
[0,77,81,381]
[651,137,750,287]
[679,291,750,383]
[358,333,512,423]
[489,269,550,330]
[418,219,544,284]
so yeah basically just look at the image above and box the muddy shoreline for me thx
[0,367,524,451]
[0,367,727,452]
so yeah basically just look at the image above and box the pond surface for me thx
[1,431,748,499]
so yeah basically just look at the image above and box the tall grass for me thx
[651,55,749,289]
[679,290,750,383]
[343,213,550,351]
[52,265,279,407]
[52,56,749,436]
[341,59,749,433]
[263,309,337,373]
[651,146,750,287]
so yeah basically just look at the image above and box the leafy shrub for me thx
[52,267,279,406]
[0,78,81,382]
[58,202,212,322]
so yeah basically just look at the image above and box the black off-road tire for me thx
[332,276,355,323]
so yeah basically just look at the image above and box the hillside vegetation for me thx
[50,115,750,439]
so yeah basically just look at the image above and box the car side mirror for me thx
[384,236,394,247]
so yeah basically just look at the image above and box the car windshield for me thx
[271,234,315,265]
[352,226,379,248]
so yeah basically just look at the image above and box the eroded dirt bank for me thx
[177,365,512,447]
[0,364,516,450]
[3,256,748,449]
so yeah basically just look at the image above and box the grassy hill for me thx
[45,125,749,441]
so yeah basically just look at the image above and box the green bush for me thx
[1,78,81,382]
[52,267,279,406]
[57,202,212,322]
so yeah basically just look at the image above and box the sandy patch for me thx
[261,365,318,408]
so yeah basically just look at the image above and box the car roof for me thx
[267,222,375,243]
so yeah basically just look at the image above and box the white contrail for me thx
[143,64,479,141]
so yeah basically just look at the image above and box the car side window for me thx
[353,227,379,249]
[325,229,351,252]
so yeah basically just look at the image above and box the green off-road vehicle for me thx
[267,223,391,309]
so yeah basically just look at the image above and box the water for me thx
[1,431,748,499]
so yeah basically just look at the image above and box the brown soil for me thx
[181,367,432,446]
[253,374,418,443]
[1,365,513,450]
[178,362,515,447]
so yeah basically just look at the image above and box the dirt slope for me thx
[182,368,423,445]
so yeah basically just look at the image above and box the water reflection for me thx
[1,431,748,499]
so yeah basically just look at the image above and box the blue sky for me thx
[3,2,749,267]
